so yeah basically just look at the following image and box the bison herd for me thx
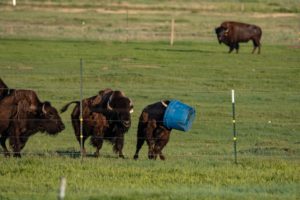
[0,79,183,160]
[0,21,262,159]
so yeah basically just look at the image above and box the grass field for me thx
[0,1,300,200]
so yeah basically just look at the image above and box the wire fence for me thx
[1,1,299,160]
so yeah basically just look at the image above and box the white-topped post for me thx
[231,89,237,164]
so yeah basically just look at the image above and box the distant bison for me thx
[215,21,262,54]
[134,100,172,160]
[61,88,133,158]
[0,79,65,157]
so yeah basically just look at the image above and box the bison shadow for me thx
[55,150,127,159]
[135,47,215,54]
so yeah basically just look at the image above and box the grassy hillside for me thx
[0,0,299,43]
[0,0,299,199]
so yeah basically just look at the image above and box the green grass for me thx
[0,39,299,200]
[0,0,300,199]
[0,0,299,43]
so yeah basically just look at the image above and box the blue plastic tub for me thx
[163,100,196,131]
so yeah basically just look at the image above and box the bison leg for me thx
[153,127,171,161]
[145,120,157,160]
[114,131,125,158]
[228,45,235,53]
[133,123,146,160]
[19,136,29,150]
[91,135,103,158]
[252,39,261,54]
[235,43,239,54]
[9,130,21,158]
[133,137,145,160]
[91,125,104,157]
[78,136,87,157]
[0,131,10,157]
[72,120,87,156]
[71,107,87,156]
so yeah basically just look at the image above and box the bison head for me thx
[107,91,133,129]
[215,26,229,44]
[39,101,65,135]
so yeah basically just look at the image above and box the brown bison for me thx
[134,100,172,160]
[0,80,65,157]
[215,21,262,54]
[60,88,133,158]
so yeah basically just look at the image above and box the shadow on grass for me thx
[55,150,123,159]
[135,47,215,54]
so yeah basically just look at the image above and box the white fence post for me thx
[12,0,16,6]
[58,177,67,200]
[170,18,175,46]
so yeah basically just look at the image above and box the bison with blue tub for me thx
[134,100,195,160]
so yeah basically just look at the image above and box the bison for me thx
[60,88,133,158]
[215,21,262,54]
[134,100,172,160]
[0,80,65,157]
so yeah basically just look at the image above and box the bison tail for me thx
[60,101,79,113]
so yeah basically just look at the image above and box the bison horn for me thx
[129,98,134,114]
[161,101,168,108]
[107,94,114,110]
[107,101,113,110]
[42,104,47,114]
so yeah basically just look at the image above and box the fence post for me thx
[58,177,67,200]
[80,59,84,160]
[12,0,16,6]
[126,6,129,43]
[241,3,244,12]
[170,18,175,46]
[231,90,237,164]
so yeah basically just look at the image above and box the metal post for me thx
[231,90,237,164]
[80,59,84,160]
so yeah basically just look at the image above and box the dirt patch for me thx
[253,13,298,18]
[289,45,300,49]
[0,2,217,15]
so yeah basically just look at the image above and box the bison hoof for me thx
[13,153,21,158]
[133,155,139,160]
[119,154,125,159]
[4,152,11,157]
[159,154,166,160]
[94,152,100,158]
